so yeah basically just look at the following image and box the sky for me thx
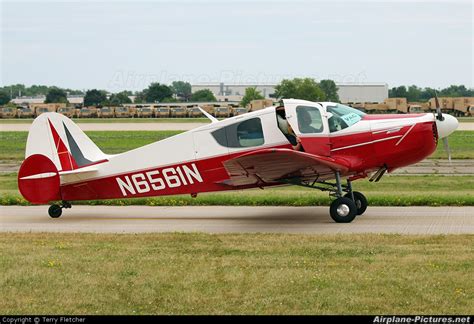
[0,0,472,92]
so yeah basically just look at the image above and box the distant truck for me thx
[98,106,115,118]
[57,107,76,118]
[247,99,274,111]
[155,107,171,118]
[77,107,98,118]
[170,106,187,118]
[137,106,154,118]
[186,106,201,118]
[17,106,35,118]
[214,106,231,118]
[0,107,17,118]
[453,97,474,117]
[115,106,131,118]
[232,107,248,116]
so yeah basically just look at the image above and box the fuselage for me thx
[56,99,456,201]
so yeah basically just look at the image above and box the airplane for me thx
[17,97,458,223]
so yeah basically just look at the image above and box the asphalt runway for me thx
[1,206,473,234]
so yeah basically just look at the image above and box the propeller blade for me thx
[442,137,451,163]
[434,91,443,121]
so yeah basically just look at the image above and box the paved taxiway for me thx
[1,206,473,234]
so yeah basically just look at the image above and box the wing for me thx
[221,148,350,186]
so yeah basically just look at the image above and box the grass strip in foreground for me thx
[1,233,472,315]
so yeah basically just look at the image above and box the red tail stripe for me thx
[48,119,78,171]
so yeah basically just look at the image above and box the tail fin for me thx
[25,112,108,172]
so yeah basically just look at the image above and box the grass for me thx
[0,233,472,315]
[2,173,473,206]
[0,118,211,124]
[1,130,473,162]
[0,131,182,161]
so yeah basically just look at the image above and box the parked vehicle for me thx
[232,107,248,116]
[77,107,98,118]
[57,107,76,118]
[170,106,187,118]
[0,107,18,118]
[115,106,131,118]
[35,107,52,117]
[214,106,231,118]
[17,107,34,118]
[137,106,154,118]
[187,107,202,118]
[155,107,171,118]
[98,107,115,118]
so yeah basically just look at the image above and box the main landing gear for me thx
[329,171,367,223]
[48,201,71,218]
[285,171,368,223]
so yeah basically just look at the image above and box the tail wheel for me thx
[344,191,368,215]
[330,197,357,223]
[48,204,62,218]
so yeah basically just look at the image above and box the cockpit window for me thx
[327,104,366,133]
[296,106,323,134]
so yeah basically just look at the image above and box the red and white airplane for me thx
[18,98,458,223]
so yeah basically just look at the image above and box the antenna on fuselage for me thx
[198,106,219,123]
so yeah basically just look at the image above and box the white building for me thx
[11,95,84,105]
[192,82,388,103]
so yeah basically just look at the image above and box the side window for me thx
[212,117,264,148]
[296,106,323,134]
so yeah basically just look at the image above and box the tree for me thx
[406,85,422,102]
[240,87,264,107]
[142,83,173,103]
[389,86,408,98]
[274,78,325,101]
[84,89,107,106]
[0,90,11,105]
[44,87,68,103]
[108,91,132,105]
[172,81,192,101]
[190,89,216,102]
[319,80,339,102]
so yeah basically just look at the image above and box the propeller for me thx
[434,91,451,162]
[434,91,444,121]
[443,137,451,162]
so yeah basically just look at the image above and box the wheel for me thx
[48,204,62,218]
[344,191,368,215]
[330,197,357,223]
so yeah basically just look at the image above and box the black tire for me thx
[344,191,368,215]
[48,204,62,218]
[329,197,357,223]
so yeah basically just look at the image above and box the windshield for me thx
[327,103,366,133]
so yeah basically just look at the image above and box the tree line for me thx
[389,85,474,102]
[1,81,472,107]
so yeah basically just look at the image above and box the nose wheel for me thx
[48,201,71,218]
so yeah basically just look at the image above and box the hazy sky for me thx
[1,0,472,92]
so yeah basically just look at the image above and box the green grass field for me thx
[1,130,473,162]
[1,233,472,315]
[1,173,473,206]
[0,131,182,161]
